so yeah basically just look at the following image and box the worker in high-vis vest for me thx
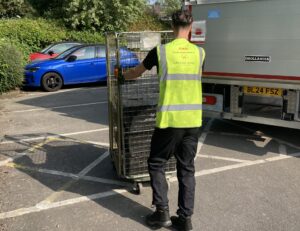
[123,10,205,231]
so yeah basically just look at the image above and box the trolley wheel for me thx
[132,182,143,195]
[283,113,294,121]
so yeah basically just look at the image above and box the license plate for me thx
[243,86,283,97]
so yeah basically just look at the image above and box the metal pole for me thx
[115,32,125,176]
[105,33,113,156]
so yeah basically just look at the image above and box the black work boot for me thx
[171,215,193,231]
[145,208,172,228]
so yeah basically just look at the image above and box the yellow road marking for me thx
[40,180,77,205]
[27,137,62,153]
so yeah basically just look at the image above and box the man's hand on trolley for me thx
[114,66,125,84]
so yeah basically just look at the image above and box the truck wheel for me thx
[42,72,63,92]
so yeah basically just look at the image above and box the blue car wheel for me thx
[42,72,63,92]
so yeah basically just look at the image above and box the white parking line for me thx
[78,151,110,176]
[36,151,112,206]
[0,127,109,145]
[6,163,79,178]
[1,118,299,220]
[272,138,300,151]
[0,158,14,167]
[279,144,287,155]
[263,144,288,161]
[5,162,129,187]
[194,160,266,178]
[197,154,249,163]
[208,131,261,139]
[25,86,107,97]
[2,151,300,220]
[0,189,127,220]
[171,151,300,182]
[7,101,107,113]
[197,119,214,155]
[81,175,130,187]
[86,141,109,147]
[266,152,300,161]
[0,153,27,167]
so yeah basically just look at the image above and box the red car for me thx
[29,42,81,61]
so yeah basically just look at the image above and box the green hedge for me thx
[0,18,105,93]
[0,18,105,64]
[0,16,167,93]
[0,42,23,94]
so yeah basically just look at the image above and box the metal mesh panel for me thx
[106,32,176,180]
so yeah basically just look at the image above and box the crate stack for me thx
[121,77,176,177]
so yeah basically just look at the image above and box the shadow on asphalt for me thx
[2,125,300,230]
[21,82,107,93]
[18,84,108,126]
[203,119,300,157]
[1,133,158,230]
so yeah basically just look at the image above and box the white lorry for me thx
[185,0,300,129]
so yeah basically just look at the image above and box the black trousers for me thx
[148,127,199,217]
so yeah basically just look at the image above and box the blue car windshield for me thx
[55,46,79,59]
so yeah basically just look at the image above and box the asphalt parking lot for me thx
[0,86,300,231]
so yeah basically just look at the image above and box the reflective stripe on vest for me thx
[156,39,205,128]
[157,104,203,112]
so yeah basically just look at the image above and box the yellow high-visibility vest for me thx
[156,38,205,128]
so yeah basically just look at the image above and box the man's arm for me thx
[123,63,147,80]
[123,47,157,81]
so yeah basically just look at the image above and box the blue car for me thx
[24,44,140,91]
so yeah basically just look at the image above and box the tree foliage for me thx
[164,0,182,16]
[63,0,147,32]
[128,10,169,32]
[0,0,30,18]
[26,0,67,18]
[1,0,160,32]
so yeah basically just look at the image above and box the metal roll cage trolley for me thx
[105,31,176,194]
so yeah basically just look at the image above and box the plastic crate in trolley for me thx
[106,31,176,182]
